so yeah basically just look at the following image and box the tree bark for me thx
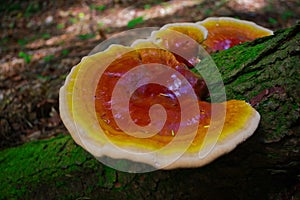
[1,23,299,200]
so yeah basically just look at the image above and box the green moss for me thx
[0,135,138,199]
[0,135,91,198]
[98,166,116,188]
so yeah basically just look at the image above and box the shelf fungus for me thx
[150,23,208,66]
[197,17,273,53]
[60,18,262,172]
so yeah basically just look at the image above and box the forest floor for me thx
[1,0,299,149]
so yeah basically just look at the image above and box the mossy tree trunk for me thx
[1,23,299,200]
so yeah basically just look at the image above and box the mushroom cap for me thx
[197,17,273,53]
[150,23,208,66]
[59,21,260,172]
[60,45,260,172]
[152,22,208,44]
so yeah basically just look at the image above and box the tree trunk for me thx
[1,23,299,200]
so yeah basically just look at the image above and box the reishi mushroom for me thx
[150,23,208,66]
[197,17,273,53]
[59,18,265,171]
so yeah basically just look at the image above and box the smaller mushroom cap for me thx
[150,23,208,66]
[152,22,208,44]
[197,17,273,53]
